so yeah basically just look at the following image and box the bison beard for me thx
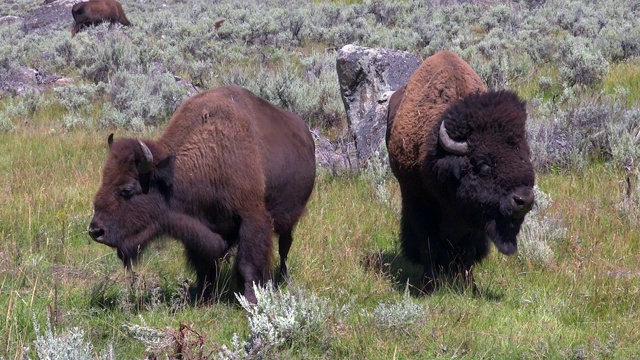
[88,86,316,304]
[386,50,535,295]
[485,217,521,256]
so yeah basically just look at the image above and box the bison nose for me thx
[511,187,535,218]
[87,223,105,242]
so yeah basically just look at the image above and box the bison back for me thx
[161,85,315,228]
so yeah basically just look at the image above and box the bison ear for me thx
[154,154,175,194]
[434,156,466,183]
[108,133,114,148]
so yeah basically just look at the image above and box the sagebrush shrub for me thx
[0,111,14,132]
[54,83,107,113]
[558,36,609,87]
[121,320,173,354]
[518,186,565,265]
[228,283,334,358]
[527,95,640,171]
[370,288,424,329]
[28,314,108,360]
[222,52,344,129]
[361,142,391,206]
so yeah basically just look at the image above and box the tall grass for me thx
[1,123,639,357]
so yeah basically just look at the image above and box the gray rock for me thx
[336,44,420,167]
[0,66,62,97]
[0,16,22,26]
[356,90,395,167]
[22,0,77,34]
[311,129,357,175]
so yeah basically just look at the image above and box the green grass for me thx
[1,112,639,358]
[600,59,640,106]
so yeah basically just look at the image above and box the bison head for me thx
[88,134,175,266]
[428,90,535,255]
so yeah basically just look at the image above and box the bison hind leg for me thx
[276,229,293,282]
[233,210,274,304]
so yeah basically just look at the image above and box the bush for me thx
[527,96,640,171]
[105,69,187,129]
[0,111,14,132]
[28,314,111,360]
[558,36,609,87]
[518,186,566,265]
[370,287,424,329]
[222,52,344,129]
[231,283,334,357]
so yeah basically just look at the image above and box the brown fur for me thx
[71,0,131,37]
[386,50,487,172]
[88,85,316,304]
[385,51,535,294]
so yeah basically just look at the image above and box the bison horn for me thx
[439,121,468,155]
[137,140,154,174]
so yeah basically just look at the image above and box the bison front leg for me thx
[167,213,230,302]
[185,246,221,303]
[234,209,273,304]
[71,24,83,37]
[460,237,489,296]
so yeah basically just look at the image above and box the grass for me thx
[1,111,639,358]
[600,58,640,106]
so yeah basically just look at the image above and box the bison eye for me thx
[119,187,136,199]
[475,162,492,176]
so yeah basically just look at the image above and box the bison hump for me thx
[387,51,486,170]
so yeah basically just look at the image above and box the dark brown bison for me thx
[71,0,131,37]
[88,85,316,304]
[386,50,535,293]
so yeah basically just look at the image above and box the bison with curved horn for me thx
[88,85,316,304]
[386,50,535,294]
[71,0,131,37]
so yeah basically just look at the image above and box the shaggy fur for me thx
[386,50,486,171]
[385,51,535,293]
[71,0,131,37]
[88,85,316,304]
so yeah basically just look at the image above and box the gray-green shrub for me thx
[232,283,334,357]
[518,186,566,265]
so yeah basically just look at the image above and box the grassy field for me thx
[1,0,640,358]
[1,119,639,358]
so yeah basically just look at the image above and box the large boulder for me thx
[0,16,22,26]
[312,129,357,176]
[22,0,77,34]
[336,45,421,167]
[0,66,67,97]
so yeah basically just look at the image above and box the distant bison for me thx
[71,0,131,37]
[386,50,535,293]
[88,85,316,304]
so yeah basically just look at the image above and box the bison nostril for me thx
[87,226,105,240]
[512,190,534,214]
[513,194,526,207]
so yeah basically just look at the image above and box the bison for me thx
[71,0,131,37]
[385,50,535,294]
[88,85,316,304]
